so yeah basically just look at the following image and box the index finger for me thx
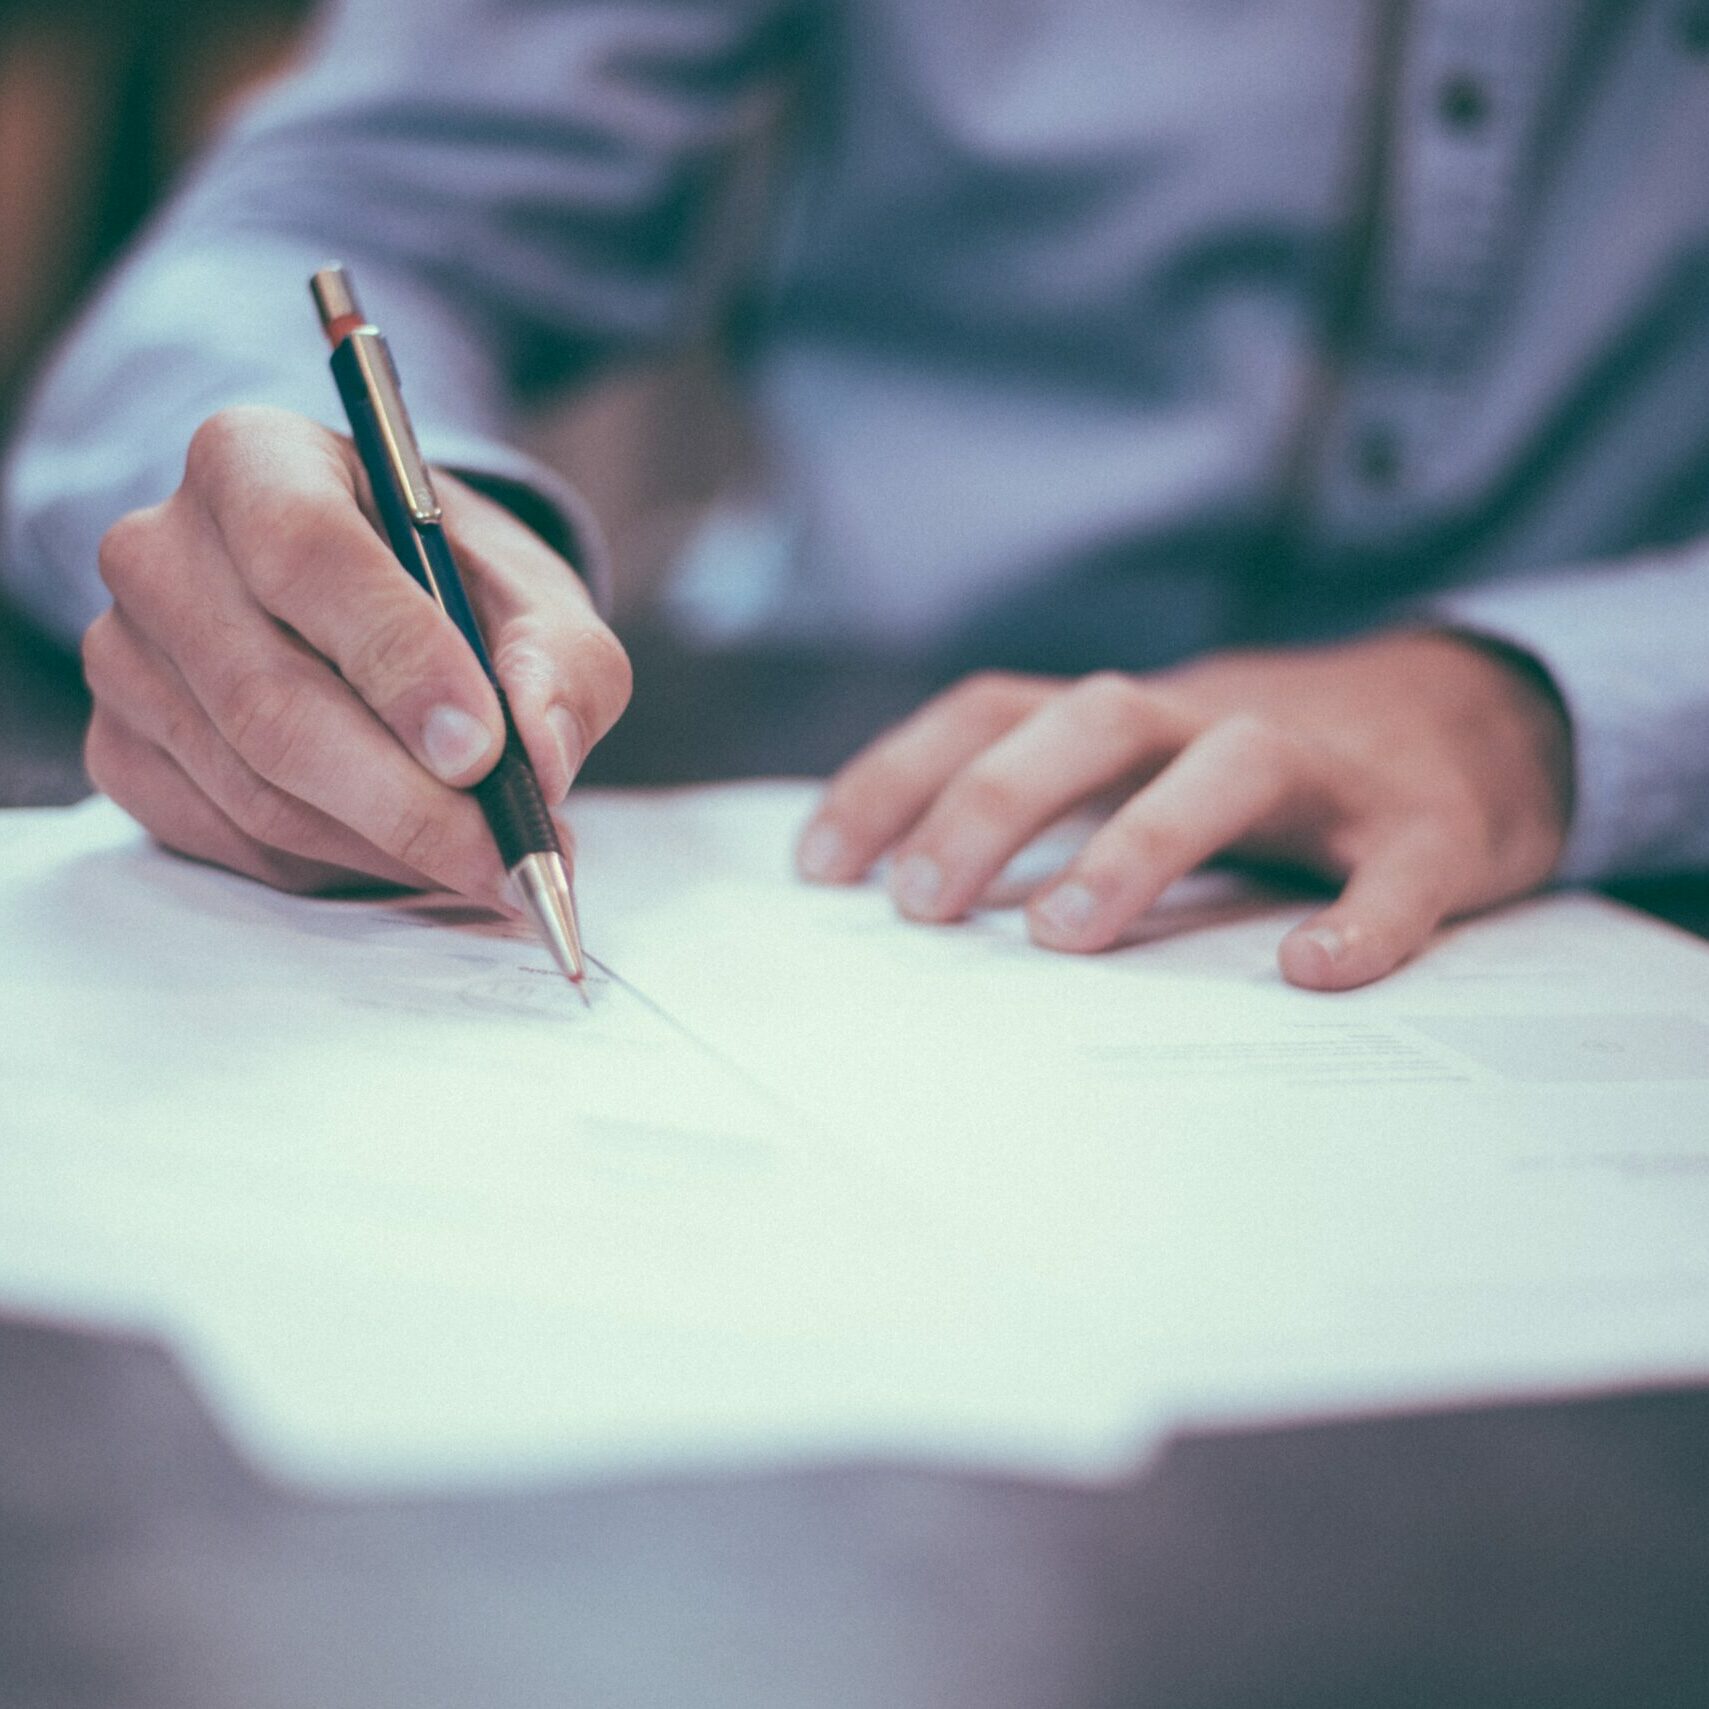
[1027,717,1318,952]
[437,475,633,805]
[796,672,1052,883]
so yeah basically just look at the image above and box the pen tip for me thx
[509,850,588,995]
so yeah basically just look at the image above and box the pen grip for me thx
[413,523,563,867]
[408,522,557,868]
[471,719,561,867]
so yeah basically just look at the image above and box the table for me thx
[3,604,1706,1709]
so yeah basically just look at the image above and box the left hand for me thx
[794,630,1573,990]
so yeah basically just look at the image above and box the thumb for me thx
[1278,834,1456,991]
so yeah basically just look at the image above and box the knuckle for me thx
[492,620,555,686]
[95,508,159,597]
[224,769,306,850]
[345,600,453,709]
[83,713,123,796]
[80,612,123,697]
[822,742,909,822]
[184,406,297,488]
[238,497,343,603]
[383,799,465,886]
[219,668,313,780]
[817,773,881,832]
[580,626,634,725]
[1072,670,1151,735]
[158,692,203,764]
[944,765,1025,831]
[1215,713,1293,773]
[950,670,1023,718]
[183,409,255,488]
[1109,814,1188,876]
[936,670,1045,743]
[531,623,632,736]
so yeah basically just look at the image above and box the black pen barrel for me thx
[415,526,560,863]
[329,343,562,866]
[470,716,561,866]
[315,265,584,983]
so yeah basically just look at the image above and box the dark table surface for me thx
[3,603,1707,1709]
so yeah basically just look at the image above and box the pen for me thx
[309,262,588,997]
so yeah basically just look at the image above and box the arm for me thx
[0,0,801,898]
[3,0,802,641]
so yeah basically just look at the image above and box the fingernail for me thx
[547,705,583,800]
[892,853,943,916]
[796,821,847,881]
[422,704,496,783]
[1296,925,1347,972]
[1033,881,1099,937]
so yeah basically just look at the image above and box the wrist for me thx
[1411,625,1576,874]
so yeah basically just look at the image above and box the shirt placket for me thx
[1316,0,1562,548]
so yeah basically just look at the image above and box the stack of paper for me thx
[1,784,1705,1491]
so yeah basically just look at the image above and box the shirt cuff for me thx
[1429,551,1709,883]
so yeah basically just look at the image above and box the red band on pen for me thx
[322,311,369,347]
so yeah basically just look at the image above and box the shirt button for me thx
[1436,72,1491,131]
[1351,422,1403,488]
[1680,2,1709,53]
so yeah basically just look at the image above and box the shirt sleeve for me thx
[0,0,803,646]
[1431,547,1709,884]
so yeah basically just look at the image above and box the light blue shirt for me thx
[5,0,1709,882]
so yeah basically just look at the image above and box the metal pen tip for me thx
[510,850,588,997]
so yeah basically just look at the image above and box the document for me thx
[1,784,1706,1492]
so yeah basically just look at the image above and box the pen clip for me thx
[345,330,443,525]
[311,264,442,525]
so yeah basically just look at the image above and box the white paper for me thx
[1,784,1706,1492]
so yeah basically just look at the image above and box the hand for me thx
[794,632,1573,989]
[84,406,631,902]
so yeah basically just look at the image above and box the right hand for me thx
[83,406,632,903]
